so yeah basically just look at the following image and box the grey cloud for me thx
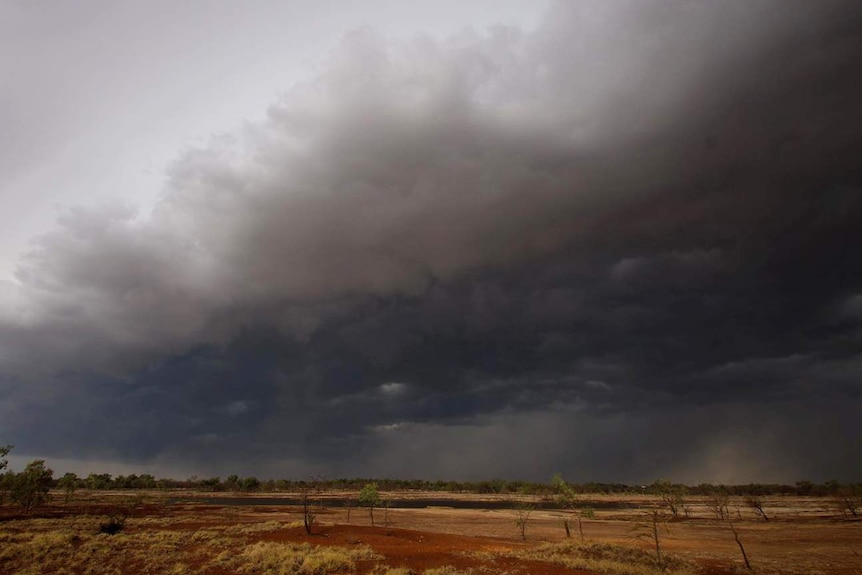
[2,1,861,480]
[338,399,862,483]
[10,1,860,372]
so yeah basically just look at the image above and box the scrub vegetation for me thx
[0,513,377,575]
[1,447,861,575]
[1,489,860,575]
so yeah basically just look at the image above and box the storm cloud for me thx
[2,0,861,482]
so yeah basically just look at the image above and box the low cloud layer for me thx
[2,1,861,482]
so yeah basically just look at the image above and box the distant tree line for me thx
[1,446,859,508]
[642,479,861,498]
[29,475,862,499]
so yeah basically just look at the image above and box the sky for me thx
[1,0,861,484]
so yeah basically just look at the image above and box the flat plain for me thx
[1,491,859,575]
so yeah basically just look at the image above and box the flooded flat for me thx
[166,496,638,510]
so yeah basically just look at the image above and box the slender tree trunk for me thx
[302,493,312,535]
[728,520,752,570]
[578,516,585,541]
[652,514,663,567]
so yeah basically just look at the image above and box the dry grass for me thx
[372,568,416,575]
[227,541,378,575]
[513,541,695,575]
[0,517,224,575]
[422,567,473,575]
[227,519,296,534]
[0,514,371,575]
[0,528,195,575]
[372,566,473,575]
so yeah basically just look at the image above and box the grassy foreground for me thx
[0,511,693,575]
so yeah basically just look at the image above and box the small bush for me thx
[99,515,126,535]
[513,503,534,540]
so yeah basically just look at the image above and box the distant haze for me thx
[1,0,861,483]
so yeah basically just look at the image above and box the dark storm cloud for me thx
[2,1,861,481]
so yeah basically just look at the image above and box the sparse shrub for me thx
[513,503,534,540]
[99,515,126,535]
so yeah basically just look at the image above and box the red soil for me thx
[259,523,592,575]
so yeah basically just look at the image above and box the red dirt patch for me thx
[257,524,593,575]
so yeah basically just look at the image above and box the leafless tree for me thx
[382,499,391,527]
[654,480,686,518]
[833,487,860,518]
[344,496,354,524]
[513,503,534,540]
[300,477,324,535]
[706,491,730,520]
[631,509,670,568]
[745,496,769,521]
